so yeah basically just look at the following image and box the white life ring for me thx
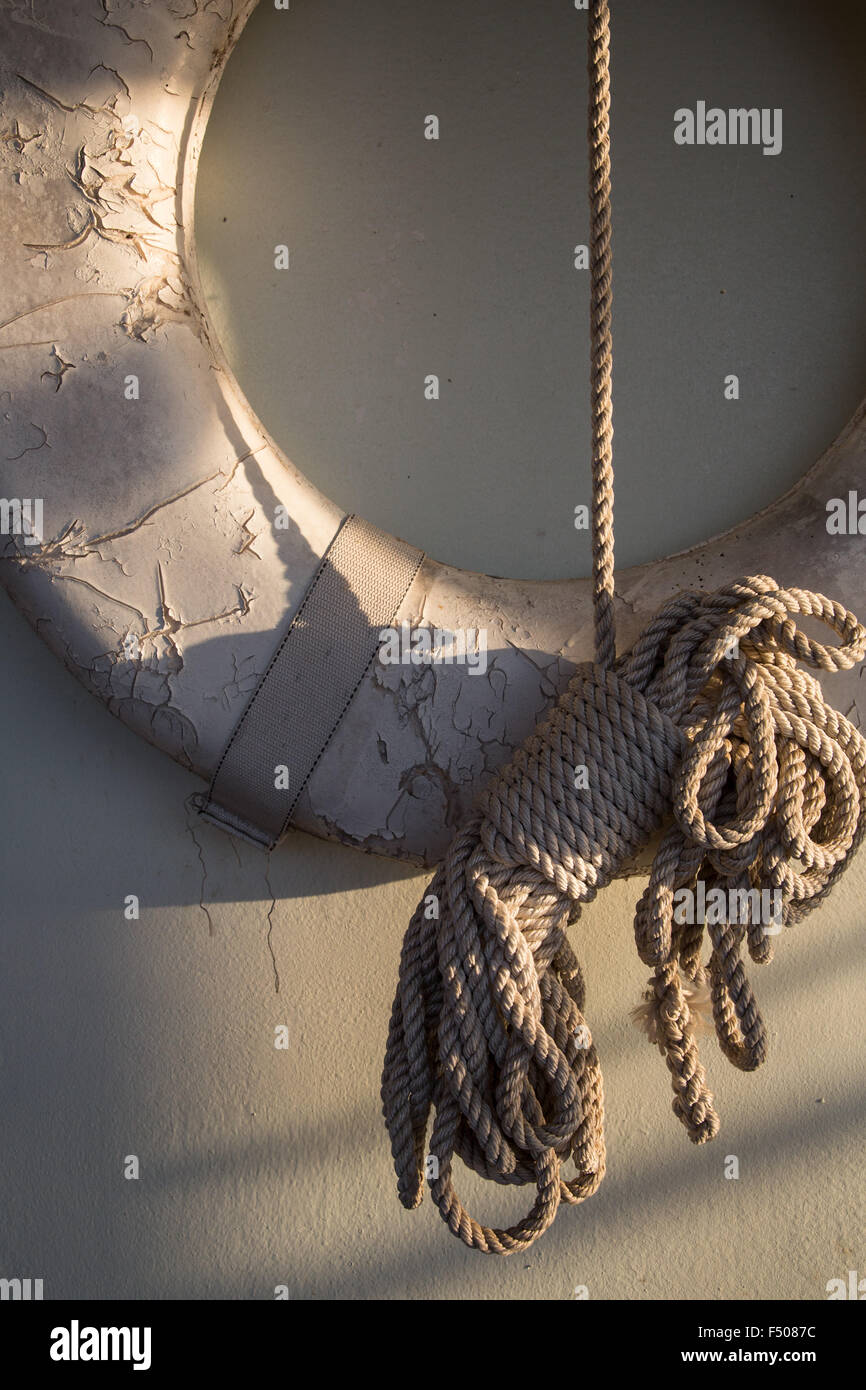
[1,0,864,865]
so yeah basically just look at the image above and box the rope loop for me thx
[381,576,866,1251]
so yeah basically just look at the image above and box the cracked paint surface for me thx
[0,0,341,785]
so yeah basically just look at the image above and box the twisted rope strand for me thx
[588,0,615,671]
[380,0,866,1253]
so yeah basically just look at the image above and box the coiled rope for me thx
[380,0,866,1254]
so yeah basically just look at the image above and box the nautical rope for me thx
[588,0,615,672]
[380,0,866,1254]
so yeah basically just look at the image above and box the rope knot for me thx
[381,575,866,1253]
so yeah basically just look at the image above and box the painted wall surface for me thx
[195,0,866,581]
[2,0,865,1301]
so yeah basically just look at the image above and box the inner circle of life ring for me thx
[1,0,864,867]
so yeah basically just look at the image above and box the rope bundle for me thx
[381,577,866,1252]
[380,0,866,1252]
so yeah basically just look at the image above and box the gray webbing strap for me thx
[197,514,425,850]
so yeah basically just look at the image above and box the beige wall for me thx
[2,0,865,1299]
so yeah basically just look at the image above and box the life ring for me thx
[1,0,864,867]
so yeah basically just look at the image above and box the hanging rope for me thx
[588,0,615,672]
[380,0,866,1254]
